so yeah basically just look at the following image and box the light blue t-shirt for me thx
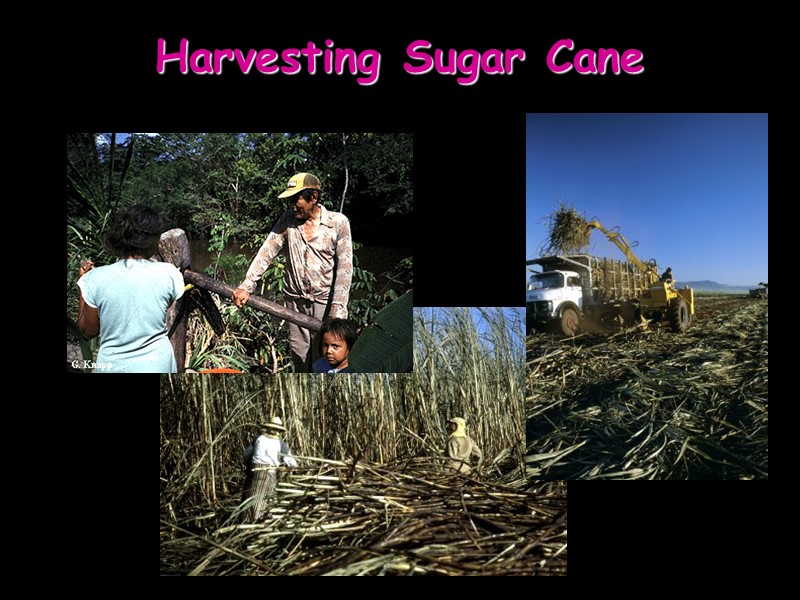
[77,259,184,373]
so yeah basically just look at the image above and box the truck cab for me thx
[526,269,583,334]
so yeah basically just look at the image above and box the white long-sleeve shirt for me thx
[252,434,298,467]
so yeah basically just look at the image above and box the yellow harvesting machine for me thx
[586,220,694,332]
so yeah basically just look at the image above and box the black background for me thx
[62,17,769,576]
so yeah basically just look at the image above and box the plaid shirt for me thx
[239,205,353,318]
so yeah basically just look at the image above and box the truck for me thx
[749,282,768,299]
[526,220,695,336]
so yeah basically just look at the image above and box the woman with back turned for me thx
[76,205,184,373]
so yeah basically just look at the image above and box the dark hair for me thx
[318,318,358,353]
[103,204,164,258]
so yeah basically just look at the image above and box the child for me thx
[312,318,358,373]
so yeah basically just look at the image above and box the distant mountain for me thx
[682,280,756,292]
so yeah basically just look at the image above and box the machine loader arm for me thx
[586,220,660,285]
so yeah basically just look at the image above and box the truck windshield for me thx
[530,273,564,290]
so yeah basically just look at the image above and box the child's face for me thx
[321,331,349,369]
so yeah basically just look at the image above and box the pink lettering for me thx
[155,38,384,85]
[214,49,234,74]
[597,48,620,74]
[300,41,323,74]
[356,50,380,85]
[547,39,574,74]
[233,49,258,74]
[281,49,301,75]
[190,48,213,74]
[622,49,644,74]
[156,38,188,74]
[404,40,435,75]
[256,49,279,74]
[547,39,645,75]
[404,40,525,86]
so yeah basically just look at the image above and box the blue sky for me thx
[96,133,153,145]
[526,113,768,287]
[470,307,524,344]
[415,307,524,353]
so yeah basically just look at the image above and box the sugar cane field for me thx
[526,294,768,480]
[160,307,568,575]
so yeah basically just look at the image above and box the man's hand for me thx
[328,305,347,320]
[232,288,251,308]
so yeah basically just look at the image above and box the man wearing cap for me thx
[241,416,298,521]
[446,417,483,475]
[232,173,353,372]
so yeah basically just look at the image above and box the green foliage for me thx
[222,300,293,373]
[381,256,414,294]
[187,318,250,373]
[349,290,414,373]
[66,133,133,349]
[349,255,413,328]
[67,134,115,267]
[204,215,252,285]
[348,241,379,325]
[66,315,95,369]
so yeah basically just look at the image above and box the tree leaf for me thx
[348,290,413,373]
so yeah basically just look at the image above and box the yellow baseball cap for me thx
[277,173,321,199]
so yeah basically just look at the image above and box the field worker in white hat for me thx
[241,416,298,521]
[446,416,483,474]
[232,173,353,372]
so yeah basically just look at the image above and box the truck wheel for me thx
[620,301,639,327]
[669,298,690,333]
[559,307,580,336]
